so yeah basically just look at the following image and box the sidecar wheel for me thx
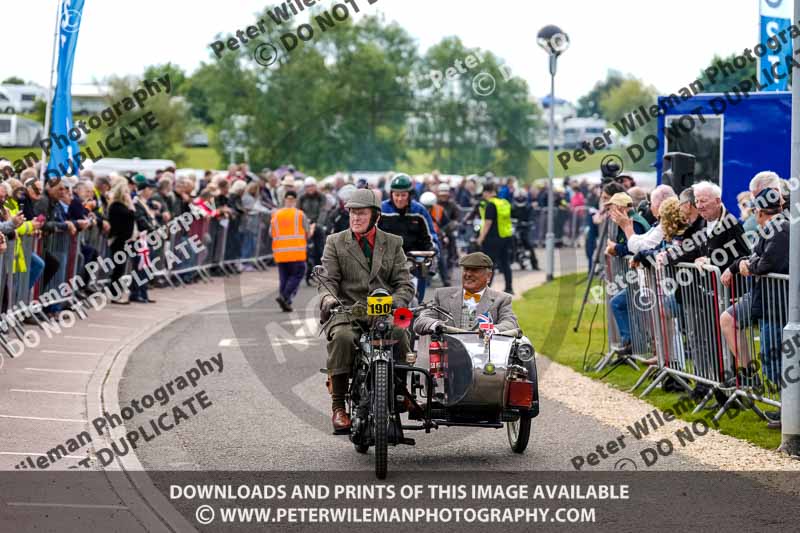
[507,416,531,453]
[373,361,389,479]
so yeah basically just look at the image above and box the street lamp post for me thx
[537,25,570,282]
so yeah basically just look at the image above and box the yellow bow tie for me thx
[464,291,481,303]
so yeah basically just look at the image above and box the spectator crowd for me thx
[595,169,794,430]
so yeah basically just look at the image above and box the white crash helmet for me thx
[337,184,357,204]
[304,176,317,187]
[419,191,437,207]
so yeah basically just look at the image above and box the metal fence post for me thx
[781,0,800,455]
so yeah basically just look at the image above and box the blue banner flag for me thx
[759,0,793,91]
[46,0,86,181]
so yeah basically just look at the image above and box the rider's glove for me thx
[320,295,336,323]
[432,321,444,335]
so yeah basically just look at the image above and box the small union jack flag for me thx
[138,233,151,270]
[477,312,493,325]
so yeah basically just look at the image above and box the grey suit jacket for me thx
[319,228,415,330]
[413,286,519,335]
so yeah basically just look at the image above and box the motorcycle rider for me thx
[436,184,461,226]
[319,189,415,434]
[420,191,452,287]
[379,174,439,300]
[436,183,462,272]
[321,184,356,236]
[299,176,326,282]
[511,188,540,270]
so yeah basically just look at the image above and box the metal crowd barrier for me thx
[729,272,789,413]
[532,206,573,247]
[602,257,787,423]
[170,215,211,284]
[166,212,274,286]
[0,196,290,358]
[639,263,734,414]
[37,231,87,318]
[79,224,110,287]
[567,206,588,246]
[595,255,655,372]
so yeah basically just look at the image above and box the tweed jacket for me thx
[413,286,519,335]
[319,228,415,330]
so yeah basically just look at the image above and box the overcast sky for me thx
[4,0,763,103]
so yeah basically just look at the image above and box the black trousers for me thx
[110,241,127,288]
[483,239,513,293]
[42,251,61,288]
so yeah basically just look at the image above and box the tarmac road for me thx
[119,278,706,473]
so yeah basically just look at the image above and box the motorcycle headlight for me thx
[516,344,534,362]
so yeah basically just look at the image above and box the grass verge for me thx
[513,273,781,451]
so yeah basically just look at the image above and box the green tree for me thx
[103,77,189,163]
[182,54,259,131]
[143,63,187,94]
[242,12,419,173]
[695,53,759,93]
[2,76,25,85]
[176,9,538,175]
[600,78,658,146]
[576,71,624,118]
[414,37,540,176]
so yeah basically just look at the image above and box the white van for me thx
[0,85,46,114]
[90,158,177,179]
[0,114,45,147]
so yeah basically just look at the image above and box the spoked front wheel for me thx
[507,416,531,453]
[372,360,389,479]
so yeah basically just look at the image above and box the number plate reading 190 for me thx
[367,295,393,316]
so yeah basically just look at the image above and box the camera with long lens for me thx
[600,159,621,185]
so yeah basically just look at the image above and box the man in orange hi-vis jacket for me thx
[271,190,308,312]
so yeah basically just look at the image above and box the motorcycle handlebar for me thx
[439,325,523,338]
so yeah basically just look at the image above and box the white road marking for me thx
[64,336,121,342]
[196,309,279,315]
[0,414,86,423]
[271,338,318,347]
[218,338,258,347]
[10,389,86,396]
[281,317,320,336]
[24,368,92,375]
[266,312,320,363]
[41,350,103,356]
[6,502,128,510]
[0,451,84,459]
[86,324,133,330]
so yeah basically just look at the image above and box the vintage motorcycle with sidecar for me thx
[313,267,539,480]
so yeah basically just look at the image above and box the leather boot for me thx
[330,373,351,434]
[332,408,351,434]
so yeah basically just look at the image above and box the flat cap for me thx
[458,252,493,269]
[607,192,633,208]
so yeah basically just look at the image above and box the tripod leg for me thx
[594,349,615,372]
[573,220,609,332]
